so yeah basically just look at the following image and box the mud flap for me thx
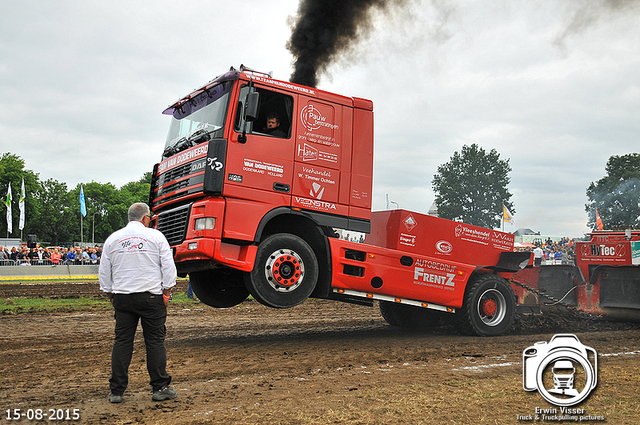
[594,266,640,310]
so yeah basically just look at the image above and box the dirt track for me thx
[1,281,639,424]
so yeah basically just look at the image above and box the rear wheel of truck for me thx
[379,301,404,326]
[245,233,319,308]
[458,274,515,336]
[189,268,249,308]
[379,301,443,329]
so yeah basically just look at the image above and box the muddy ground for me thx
[0,281,639,424]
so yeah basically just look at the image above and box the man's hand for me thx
[162,289,171,307]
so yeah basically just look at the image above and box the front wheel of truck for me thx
[189,268,249,308]
[245,233,319,308]
[458,274,516,336]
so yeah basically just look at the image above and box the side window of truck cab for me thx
[235,86,293,139]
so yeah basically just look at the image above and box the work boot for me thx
[108,393,123,403]
[152,386,177,401]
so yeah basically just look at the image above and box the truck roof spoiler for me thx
[163,69,241,115]
[162,65,271,116]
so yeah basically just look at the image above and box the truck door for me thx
[291,97,346,216]
[222,84,296,239]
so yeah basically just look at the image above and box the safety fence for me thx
[0,262,100,281]
[544,259,574,266]
[0,259,100,267]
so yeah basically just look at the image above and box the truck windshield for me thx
[164,84,230,151]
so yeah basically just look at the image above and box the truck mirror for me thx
[238,91,260,143]
[245,92,259,122]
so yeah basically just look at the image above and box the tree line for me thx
[3,147,637,246]
[1,152,151,245]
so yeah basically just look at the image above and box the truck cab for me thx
[150,67,373,309]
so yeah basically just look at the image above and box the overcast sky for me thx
[1,0,639,237]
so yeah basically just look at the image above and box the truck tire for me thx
[458,274,515,336]
[379,301,442,329]
[245,233,319,308]
[379,301,404,326]
[189,268,249,308]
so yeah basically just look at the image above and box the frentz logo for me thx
[403,214,417,232]
[300,104,339,131]
[413,267,455,287]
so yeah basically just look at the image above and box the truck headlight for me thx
[195,217,216,230]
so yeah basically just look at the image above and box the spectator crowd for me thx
[516,237,575,265]
[0,236,576,267]
[0,245,102,266]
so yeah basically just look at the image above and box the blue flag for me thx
[79,185,87,217]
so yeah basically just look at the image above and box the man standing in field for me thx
[99,202,178,403]
[533,244,544,267]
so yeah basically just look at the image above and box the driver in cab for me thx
[263,113,286,137]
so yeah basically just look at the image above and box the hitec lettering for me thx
[590,244,617,256]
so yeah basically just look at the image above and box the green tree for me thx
[69,182,123,244]
[0,153,40,238]
[31,179,73,245]
[432,144,513,229]
[68,174,152,244]
[585,153,640,230]
[120,172,152,207]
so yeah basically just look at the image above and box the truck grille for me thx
[161,179,192,194]
[157,204,191,246]
[151,158,206,210]
[159,162,194,186]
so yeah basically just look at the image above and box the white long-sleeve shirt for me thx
[99,221,177,295]
[533,247,544,259]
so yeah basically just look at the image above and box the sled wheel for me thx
[245,233,318,308]
[379,301,442,329]
[458,274,516,336]
[189,268,249,308]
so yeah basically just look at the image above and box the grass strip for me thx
[0,296,109,314]
[0,292,201,314]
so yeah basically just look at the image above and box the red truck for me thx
[150,66,530,336]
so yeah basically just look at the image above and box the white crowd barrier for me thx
[0,259,100,266]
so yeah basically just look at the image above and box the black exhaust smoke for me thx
[287,0,404,87]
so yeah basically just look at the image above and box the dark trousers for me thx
[109,292,171,395]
